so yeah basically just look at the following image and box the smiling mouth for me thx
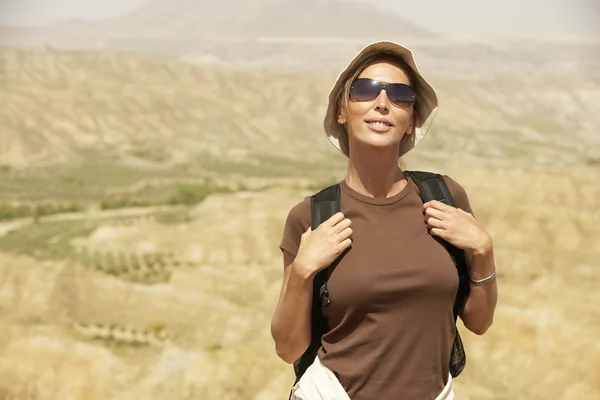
[365,119,393,131]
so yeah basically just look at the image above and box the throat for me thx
[345,169,407,199]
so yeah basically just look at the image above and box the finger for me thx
[425,216,445,228]
[323,212,345,227]
[424,206,446,219]
[337,227,353,240]
[338,238,353,251]
[429,227,448,239]
[332,217,352,233]
[423,200,454,212]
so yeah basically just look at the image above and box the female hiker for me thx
[270,41,498,400]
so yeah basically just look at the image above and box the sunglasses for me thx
[349,78,416,109]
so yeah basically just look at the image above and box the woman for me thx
[270,41,498,400]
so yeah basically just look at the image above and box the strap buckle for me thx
[319,282,331,307]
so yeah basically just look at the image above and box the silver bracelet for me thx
[470,267,497,286]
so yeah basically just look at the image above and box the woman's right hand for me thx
[294,212,353,278]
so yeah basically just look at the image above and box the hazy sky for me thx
[0,0,598,38]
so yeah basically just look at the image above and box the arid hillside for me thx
[1,47,599,173]
[0,163,598,399]
[0,32,599,400]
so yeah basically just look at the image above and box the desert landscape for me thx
[0,1,599,399]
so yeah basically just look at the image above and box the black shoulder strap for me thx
[404,171,456,207]
[405,171,472,377]
[310,183,343,307]
[291,184,342,388]
[405,171,470,319]
[311,184,341,230]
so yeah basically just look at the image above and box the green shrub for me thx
[0,204,32,220]
[167,183,228,206]
[0,202,83,221]
[100,198,151,210]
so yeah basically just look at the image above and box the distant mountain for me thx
[1,0,598,77]
[0,0,444,72]
[99,0,436,39]
[0,0,435,50]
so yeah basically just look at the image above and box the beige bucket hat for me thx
[324,41,438,158]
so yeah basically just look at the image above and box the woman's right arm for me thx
[270,250,315,364]
[270,212,353,364]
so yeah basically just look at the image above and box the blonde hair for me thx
[334,51,420,161]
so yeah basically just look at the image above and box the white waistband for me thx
[292,356,454,400]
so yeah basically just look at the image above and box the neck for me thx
[345,144,406,199]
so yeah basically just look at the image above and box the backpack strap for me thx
[404,171,455,207]
[311,184,341,231]
[404,171,471,319]
[291,183,342,387]
[310,183,342,308]
[405,171,470,377]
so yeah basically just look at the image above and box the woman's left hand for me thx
[423,200,492,255]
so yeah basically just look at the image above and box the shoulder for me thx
[284,195,311,228]
[442,175,473,214]
[279,195,311,256]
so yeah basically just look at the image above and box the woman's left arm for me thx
[423,199,498,335]
[460,238,498,335]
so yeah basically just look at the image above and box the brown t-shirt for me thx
[279,175,474,400]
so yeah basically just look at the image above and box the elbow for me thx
[271,330,308,364]
[271,325,305,364]
[275,343,300,364]
[466,317,494,336]
[469,325,489,336]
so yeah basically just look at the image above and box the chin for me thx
[359,132,401,147]
[354,139,400,153]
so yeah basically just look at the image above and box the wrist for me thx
[471,233,493,257]
[291,260,317,282]
[469,252,496,283]
[470,267,497,286]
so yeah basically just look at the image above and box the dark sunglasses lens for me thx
[387,85,416,108]
[350,79,416,108]
[350,79,381,101]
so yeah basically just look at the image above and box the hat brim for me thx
[323,41,438,158]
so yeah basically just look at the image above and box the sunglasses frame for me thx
[349,78,416,109]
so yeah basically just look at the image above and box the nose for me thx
[374,89,391,112]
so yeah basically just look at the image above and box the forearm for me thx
[270,262,314,363]
[460,246,498,335]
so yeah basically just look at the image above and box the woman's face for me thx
[338,61,415,156]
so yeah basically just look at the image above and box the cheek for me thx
[396,110,414,128]
[346,102,371,124]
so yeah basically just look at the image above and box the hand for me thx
[294,212,353,278]
[423,200,492,255]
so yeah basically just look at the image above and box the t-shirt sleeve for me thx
[443,175,475,216]
[279,196,311,258]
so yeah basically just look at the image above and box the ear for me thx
[405,114,416,135]
[337,110,346,125]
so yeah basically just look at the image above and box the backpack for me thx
[290,171,471,392]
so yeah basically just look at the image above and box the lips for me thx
[365,118,393,132]
[365,118,393,126]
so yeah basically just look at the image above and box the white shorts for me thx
[291,356,455,400]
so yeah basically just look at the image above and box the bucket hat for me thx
[324,41,438,157]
